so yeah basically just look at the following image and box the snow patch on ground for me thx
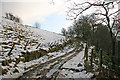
[2,47,74,78]
[58,44,94,78]
[0,18,67,78]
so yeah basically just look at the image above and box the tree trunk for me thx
[100,49,102,68]
[111,36,116,69]
[109,28,116,69]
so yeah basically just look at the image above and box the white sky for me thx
[0,0,119,33]
[1,0,73,33]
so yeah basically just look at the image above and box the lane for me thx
[17,43,83,79]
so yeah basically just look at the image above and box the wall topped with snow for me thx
[0,18,66,77]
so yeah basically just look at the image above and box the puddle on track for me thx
[46,61,65,77]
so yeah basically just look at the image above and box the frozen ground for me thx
[2,47,74,79]
[57,44,94,78]
[0,18,66,78]
[17,43,96,79]
[1,18,97,79]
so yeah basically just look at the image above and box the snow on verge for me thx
[58,43,94,78]
[1,47,75,79]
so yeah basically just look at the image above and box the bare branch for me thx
[67,1,114,20]
[111,19,116,29]
[109,9,120,17]
[115,31,119,38]
[74,5,92,20]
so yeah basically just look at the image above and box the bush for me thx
[2,69,8,75]
[7,27,14,31]
[5,13,22,23]
[62,42,66,48]
[2,59,9,66]
[8,58,14,63]
[0,65,7,75]
[15,58,21,64]
[13,68,19,73]
[84,60,92,72]
[23,49,47,62]
[20,57,25,62]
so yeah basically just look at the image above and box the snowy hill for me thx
[0,18,67,78]
[0,18,66,52]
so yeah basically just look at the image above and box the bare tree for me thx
[5,13,9,19]
[61,28,67,36]
[34,22,41,28]
[67,0,120,67]
[5,13,22,23]
[9,13,13,20]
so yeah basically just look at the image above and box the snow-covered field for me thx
[0,18,66,78]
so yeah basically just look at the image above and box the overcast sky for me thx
[0,0,119,33]
[1,0,74,33]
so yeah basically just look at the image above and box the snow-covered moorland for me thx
[0,18,68,78]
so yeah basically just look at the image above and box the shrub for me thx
[7,27,14,31]
[0,65,7,75]
[47,49,51,53]
[15,58,21,64]
[84,60,92,72]
[20,57,25,62]
[5,13,22,23]
[13,68,19,73]
[8,58,14,63]
[2,69,8,75]
[2,59,9,66]
[62,42,66,48]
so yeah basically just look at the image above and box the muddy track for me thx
[17,46,83,80]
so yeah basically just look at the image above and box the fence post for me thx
[85,44,88,61]
[91,49,93,66]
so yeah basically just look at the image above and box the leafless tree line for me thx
[66,0,120,67]
[4,13,21,23]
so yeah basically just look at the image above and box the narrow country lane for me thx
[17,43,84,80]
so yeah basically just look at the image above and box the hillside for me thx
[1,18,118,79]
[0,18,104,79]
[0,18,68,78]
